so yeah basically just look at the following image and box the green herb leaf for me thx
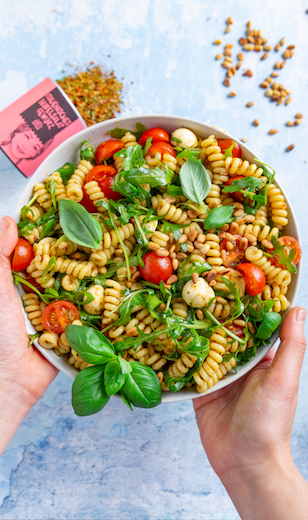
[121,362,162,408]
[256,312,281,340]
[65,324,115,364]
[176,258,211,283]
[223,141,236,159]
[177,148,201,159]
[58,199,102,249]
[253,159,275,183]
[80,140,96,163]
[203,205,234,230]
[72,366,109,416]
[107,122,147,141]
[104,359,126,396]
[270,236,298,274]
[124,166,169,187]
[166,185,184,197]
[222,177,263,194]
[179,158,211,207]
[55,163,76,185]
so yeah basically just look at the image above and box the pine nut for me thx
[187,244,194,253]
[268,129,278,135]
[274,62,281,69]
[160,303,166,311]
[230,222,239,234]
[207,270,217,282]
[227,16,233,24]
[234,209,244,217]
[197,233,206,243]
[225,24,232,33]
[286,144,294,152]
[285,97,291,105]
[234,319,246,327]
[275,43,281,51]
[149,242,160,251]
[264,44,272,51]
[244,43,254,51]
[177,252,188,260]
[295,113,303,119]
[196,310,204,320]
[253,119,259,126]
[178,234,187,244]
[166,274,178,284]
[221,224,230,231]
[216,53,223,60]
[224,78,231,87]
[214,39,222,45]
[260,81,269,88]
[172,258,179,270]
[187,209,197,219]
[294,119,302,125]
[239,237,248,250]
[126,327,138,337]
[261,52,268,60]
[241,137,249,142]
[248,322,256,334]
[229,91,237,97]
[246,101,254,107]
[188,230,198,242]
[170,252,177,259]
[286,121,294,126]
[209,280,216,287]
[220,268,231,276]
[164,195,177,203]
[157,249,169,257]
[225,232,237,241]
[169,244,176,253]
[201,244,210,255]
[271,72,279,77]
[226,241,234,251]
[58,242,68,249]
[192,272,199,284]
[224,49,232,57]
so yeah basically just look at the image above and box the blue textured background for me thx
[0,1,307,518]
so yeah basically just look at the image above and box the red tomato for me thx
[220,233,245,268]
[86,165,122,201]
[21,275,42,294]
[226,322,245,338]
[235,263,266,296]
[217,138,242,158]
[139,252,173,284]
[147,141,176,158]
[267,235,301,268]
[42,301,79,334]
[139,128,170,147]
[11,238,34,271]
[79,187,97,213]
[225,175,250,205]
[95,140,124,164]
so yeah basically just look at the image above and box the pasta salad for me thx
[13,123,301,415]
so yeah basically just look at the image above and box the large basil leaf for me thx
[65,324,115,364]
[58,199,102,249]
[179,158,211,206]
[72,366,109,416]
[124,166,168,187]
[203,205,234,230]
[122,362,162,408]
[104,359,126,396]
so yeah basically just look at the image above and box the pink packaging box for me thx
[0,77,86,177]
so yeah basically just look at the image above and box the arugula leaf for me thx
[179,158,211,208]
[222,177,263,194]
[223,141,236,159]
[166,185,184,197]
[114,144,145,171]
[20,192,40,220]
[13,272,56,304]
[107,122,147,141]
[80,140,96,163]
[176,258,211,283]
[270,236,297,274]
[18,207,58,237]
[176,148,201,159]
[161,220,190,242]
[253,159,276,183]
[55,163,76,185]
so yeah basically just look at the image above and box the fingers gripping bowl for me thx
[14,115,301,413]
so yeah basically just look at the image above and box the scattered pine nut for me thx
[280,37,285,45]
[238,52,244,60]
[264,44,272,51]
[294,119,302,125]
[268,129,278,135]
[253,119,259,126]
[241,137,249,142]
[283,49,290,59]
[244,43,254,51]
[275,43,281,51]
[229,91,237,97]
[295,113,303,119]
[286,144,295,152]
[285,97,292,105]
[286,121,294,126]
[280,60,286,68]
[260,81,269,88]
[243,69,253,77]
[246,101,254,107]
[227,16,233,24]
[214,39,222,45]
[274,62,281,69]
[271,72,279,77]
[261,52,268,60]
[226,43,233,49]
[225,24,232,33]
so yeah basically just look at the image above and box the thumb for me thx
[264,307,306,394]
[0,216,18,258]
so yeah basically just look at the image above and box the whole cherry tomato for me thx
[42,301,80,334]
[147,141,176,158]
[267,235,301,268]
[11,238,34,271]
[95,140,124,164]
[235,263,266,296]
[217,138,242,158]
[220,233,245,268]
[86,165,122,202]
[139,252,173,285]
[139,128,170,147]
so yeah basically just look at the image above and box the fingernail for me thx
[0,218,8,234]
[296,309,306,323]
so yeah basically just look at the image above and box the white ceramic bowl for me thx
[14,115,301,404]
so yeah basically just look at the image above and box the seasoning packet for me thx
[0,78,86,177]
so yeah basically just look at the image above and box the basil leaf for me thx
[58,199,102,249]
[107,122,147,141]
[118,356,132,374]
[270,236,298,274]
[203,205,234,230]
[104,359,126,396]
[80,140,96,163]
[121,362,162,408]
[256,312,281,340]
[124,166,168,187]
[55,163,76,185]
[177,148,201,159]
[72,366,109,416]
[65,324,115,364]
[179,158,211,206]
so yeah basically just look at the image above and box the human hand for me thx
[194,307,308,520]
[0,216,58,454]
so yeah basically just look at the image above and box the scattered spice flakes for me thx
[57,65,123,126]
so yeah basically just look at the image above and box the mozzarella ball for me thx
[83,285,105,315]
[182,278,215,308]
[171,128,198,149]
[216,269,246,298]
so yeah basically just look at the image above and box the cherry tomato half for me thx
[225,322,245,338]
[139,128,170,147]
[267,235,301,268]
[139,252,173,285]
[225,176,253,206]
[147,141,176,158]
[217,138,242,158]
[235,263,266,296]
[79,187,97,213]
[11,238,34,271]
[21,274,42,294]
[95,140,124,164]
[86,164,122,201]
[42,301,80,334]
[220,233,245,268]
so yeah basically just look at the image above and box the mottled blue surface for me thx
[0,1,308,518]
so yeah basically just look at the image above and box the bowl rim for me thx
[14,114,301,404]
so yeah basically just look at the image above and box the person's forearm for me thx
[220,452,308,520]
[0,379,34,456]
